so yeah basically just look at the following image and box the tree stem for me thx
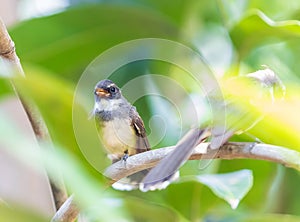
[0,18,68,212]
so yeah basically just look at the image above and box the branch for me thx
[51,195,79,222]
[104,142,300,182]
[0,20,22,71]
[0,19,68,211]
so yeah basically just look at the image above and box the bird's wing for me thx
[130,107,151,153]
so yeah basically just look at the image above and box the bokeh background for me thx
[1,0,300,221]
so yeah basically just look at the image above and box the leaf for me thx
[202,211,300,222]
[230,10,300,59]
[0,204,48,222]
[0,60,17,98]
[221,75,300,149]
[185,169,253,209]
[0,78,13,98]
[0,111,131,221]
[217,0,248,28]
[13,65,76,149]
[9,5,179,79]
[124,197,189,222]
[218,0,300,28]
[234,89,300,149]
[253,96,300,149]
[242,214,300,222]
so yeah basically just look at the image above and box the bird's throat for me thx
[94,98,124,113]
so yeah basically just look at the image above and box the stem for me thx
[51,195,79,222]
[0,18,68,211]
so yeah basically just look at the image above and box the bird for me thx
[140,67,285,191]
[92,79,151,190]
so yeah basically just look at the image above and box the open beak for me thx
[95,88,110,97]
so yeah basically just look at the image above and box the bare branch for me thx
[104,142,300,183]
[0,18,68,211]
[0,19,21,70]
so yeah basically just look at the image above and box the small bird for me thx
[92,79,150,190]
[140,67,285,191]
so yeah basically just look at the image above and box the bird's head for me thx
[94,79,122,101]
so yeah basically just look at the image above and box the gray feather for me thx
[140,128,209,191]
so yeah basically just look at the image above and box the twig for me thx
[4,136,288,219]
[0,19,69,212]
[104,142,300,183]
[51,195,79,222]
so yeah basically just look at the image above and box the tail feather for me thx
[112,169,150,191]
[140,128,209,192]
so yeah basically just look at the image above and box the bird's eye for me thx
[110,86,116,93]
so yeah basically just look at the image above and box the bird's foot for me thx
[122,154,129,162]
[122,150,129,162]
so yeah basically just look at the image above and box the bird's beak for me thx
[95,88,110,97]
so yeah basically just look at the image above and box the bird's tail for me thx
[140,128,210,192]
[111,169,151,191]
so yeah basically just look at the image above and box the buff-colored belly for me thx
[100,118,136,158]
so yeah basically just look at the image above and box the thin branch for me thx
[51,195,79,222]
[0,19,68,211]
[104,142,300,183]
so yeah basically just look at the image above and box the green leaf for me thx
[221,75,300,149]
[13,65,77,149]
[0,111,131,221]
[9,5,179,79]
[230,10,300,59]
[201,210,300,222]
[251,97,300,149]
[218,0,300,28]
[0,60,17,98]
[217,0,248,28]
[0,78,13,98]
[242,214,300,222]
[184,169,253,209]
[0,204,48,222]
[124,197,189,222]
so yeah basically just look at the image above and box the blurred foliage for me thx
[230,10,300,60]
[1,0,300,221]
[0,204,48,222]
[185,169,253,210]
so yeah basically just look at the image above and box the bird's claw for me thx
[122,153,129,161]
[122,150,129,162]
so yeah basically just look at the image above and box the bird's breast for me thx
[100,118,136,157]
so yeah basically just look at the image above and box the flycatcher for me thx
[92,79,150,190]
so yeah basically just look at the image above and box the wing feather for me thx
[130,107,150,153]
